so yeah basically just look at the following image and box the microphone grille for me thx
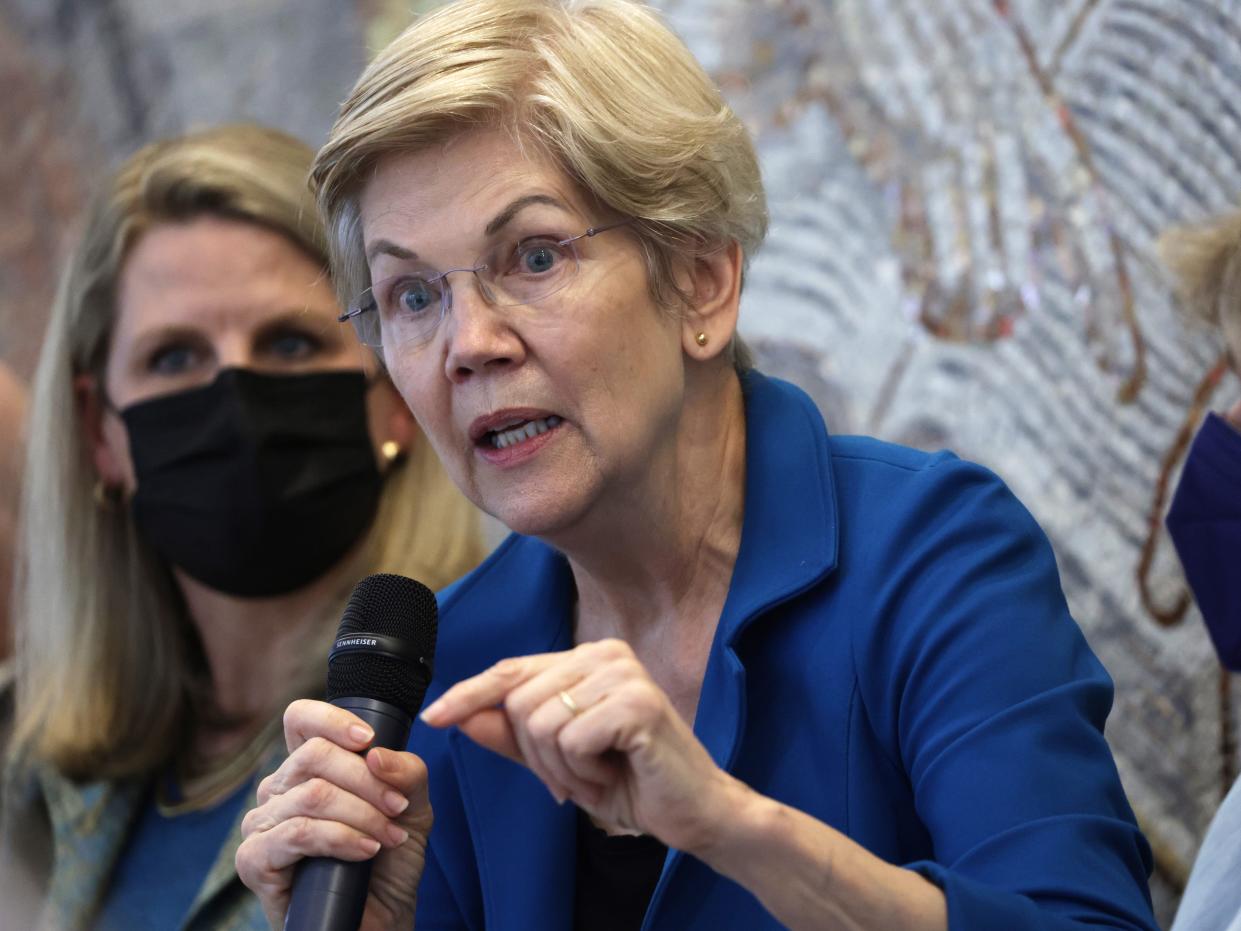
[326,573,438,718]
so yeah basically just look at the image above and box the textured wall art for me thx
[0,0,371,377]
[3,0,1239,925]
[654,3,1240,921]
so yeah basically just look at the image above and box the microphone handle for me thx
[284,697,415,931]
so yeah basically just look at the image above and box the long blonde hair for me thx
[312,0,767,367]
[11,124,484,780]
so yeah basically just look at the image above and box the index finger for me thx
[284,698,378,754]
[420,653,560,726]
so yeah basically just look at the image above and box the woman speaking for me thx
[236,2,1157,928]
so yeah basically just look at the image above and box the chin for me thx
[484,487,589,542]
[489,505,572,540]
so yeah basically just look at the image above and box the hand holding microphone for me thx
[237,574,438,931]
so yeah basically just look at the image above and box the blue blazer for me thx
[410,372,1156,930]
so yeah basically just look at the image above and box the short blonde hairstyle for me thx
[12,124,485,780]
[1158,208,1241,361]
[311,0,767,367]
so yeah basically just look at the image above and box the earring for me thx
[381,440,401,463]
[92,480,121,511]
[695,332,708,347]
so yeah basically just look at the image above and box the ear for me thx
[73,373,128,488]
[680,240,743,361]
[368,377,418,465]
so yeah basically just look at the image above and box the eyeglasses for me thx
[339,219,633,351]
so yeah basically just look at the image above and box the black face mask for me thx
[121,368,383,598]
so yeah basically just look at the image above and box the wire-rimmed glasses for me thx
[339,219,633,351]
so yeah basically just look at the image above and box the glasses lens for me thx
[367,274,445,349]
[482,238,579,306]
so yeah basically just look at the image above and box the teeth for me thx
[491,416,562,449]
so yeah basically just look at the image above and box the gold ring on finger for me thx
[558,689,581,717]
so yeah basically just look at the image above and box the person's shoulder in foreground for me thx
[1172,775,1241,931]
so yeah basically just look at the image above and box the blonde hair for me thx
[311,0,767,367]
[1158,208,1241,360]
[12,124,484,780]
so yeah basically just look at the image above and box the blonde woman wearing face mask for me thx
[0,124,485,931]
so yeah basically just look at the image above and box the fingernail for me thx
[384,791,410,816]
[350,724,374,745]
[372,747,401,774]
[360,837,381,856]
[420,700,444,725]
[387,824,410,846]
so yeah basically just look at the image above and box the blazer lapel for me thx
[451,732,577,931]
[182,736,287,930]
[643,373,839,929]
[445,540,578,931]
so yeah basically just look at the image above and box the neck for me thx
[176,562,352,740]
[559,366,747,653]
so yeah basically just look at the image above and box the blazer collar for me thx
[642,372,838,926]
[441,544,578,931]
[444,372,839,930]
[717,372,838,643]
[691,370,839,770]
[21,728,285,931]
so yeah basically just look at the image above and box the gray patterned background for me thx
[3,0,1239,925]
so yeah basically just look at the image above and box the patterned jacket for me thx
[0,666,281,931]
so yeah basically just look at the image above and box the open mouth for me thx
[484,415,563,450]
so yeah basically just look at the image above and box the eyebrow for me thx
[484,194,569,236]
[364,193,572,263]
[127,325,203,361]
[366,240,418,264]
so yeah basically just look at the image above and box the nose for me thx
[214,333,256,373]
[442,274,525,384]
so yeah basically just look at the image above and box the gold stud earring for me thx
[92,480,120,511]
[695,332,708,347]
[381,440,401,463]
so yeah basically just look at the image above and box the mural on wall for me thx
[0,0,372,377]
[648,2,1240,916]
[3,0,1239,924]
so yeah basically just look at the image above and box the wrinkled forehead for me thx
[357,131,595,259]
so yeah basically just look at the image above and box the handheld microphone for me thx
[284,573,438,931]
